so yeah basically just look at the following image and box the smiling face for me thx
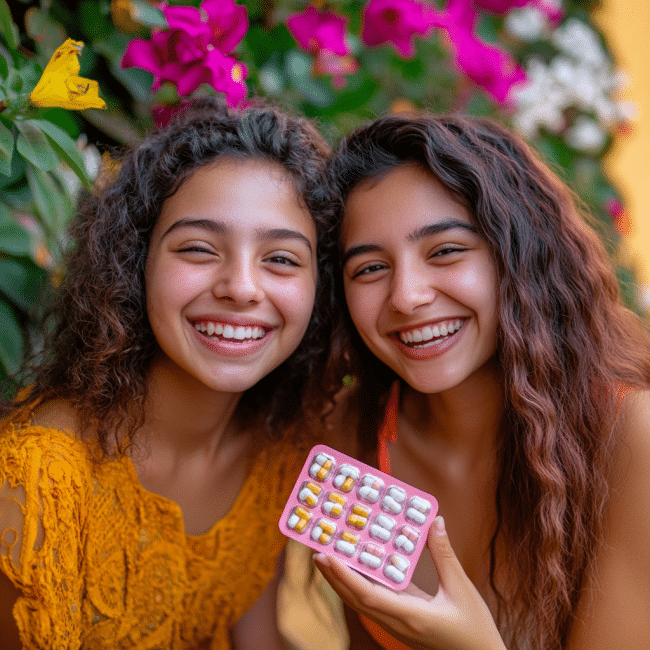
[341,163,499,396]
[145,157,318,397]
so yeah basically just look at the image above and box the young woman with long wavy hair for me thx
[315,112,650,650]
[0,97,337,650]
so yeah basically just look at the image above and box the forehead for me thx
[343,163,472,240]
[155,157,316,239]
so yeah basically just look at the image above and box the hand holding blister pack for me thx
[278,444,438,590]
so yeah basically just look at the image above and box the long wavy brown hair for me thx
[4,97,338,456]
[327,113,650,649]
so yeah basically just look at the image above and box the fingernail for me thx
[433,515,446,535]
[314,553,330,568]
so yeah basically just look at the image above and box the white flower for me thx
[505,7,548,42]
[564,116,607,152]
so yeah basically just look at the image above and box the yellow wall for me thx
[594,1,650,310]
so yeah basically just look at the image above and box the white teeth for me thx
[194,321,266,340]
[399,320,463,344]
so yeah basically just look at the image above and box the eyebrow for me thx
[162,218,313,252]
[342,219,478,266]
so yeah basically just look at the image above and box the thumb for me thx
[426,515,465,590]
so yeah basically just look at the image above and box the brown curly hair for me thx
[326,112,650,649]
[5,97,338,456]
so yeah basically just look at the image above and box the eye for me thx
[178,244,214,254]
[267,254,298,266]
[429,245,466,260]
[350,262,388,280]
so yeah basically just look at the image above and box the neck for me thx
[400,358,504,464]
[137,354,245,461]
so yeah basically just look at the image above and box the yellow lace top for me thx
[0,419,304,650]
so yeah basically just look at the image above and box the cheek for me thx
[276,277,317,328]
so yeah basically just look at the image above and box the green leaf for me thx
[0,119,14,177]
[129,0,167,27]
[0,299,24,376]
[26,164,73,240]
[0,256,47,312]
[0,203,32,256]
[0,0,18,51]
[16,121,60,173]
[32,118,91,189]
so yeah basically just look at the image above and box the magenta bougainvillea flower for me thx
[471,0,529,13]
[121,0,248,105]
[361,0,440,59]
[435,0,526,104]
[287,6,350,56]
[448,27,526,103]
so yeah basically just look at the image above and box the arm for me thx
[314,516,506,650]
[565,389,650,648]
[231,552,288,650]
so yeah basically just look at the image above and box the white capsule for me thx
[384,565,406,583]
[335,540,356,556]
[359,485,380,503]
[389,554,410,572]
[409,496,431,514]
[369,524,391,542]
[359,552,382,569]
[387,486,406,502]
[405,507,426,525]
[287,513,300,529]
[339,464,360,478]
[382,495,402,514]
[394,535,415,554]
[311,526,324,541]
[376,514,396,530]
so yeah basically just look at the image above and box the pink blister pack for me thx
[278,444,438,590]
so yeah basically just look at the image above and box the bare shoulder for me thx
[566,388,650,648]
[29,397,80,434]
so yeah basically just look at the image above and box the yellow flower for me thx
[29,39,106,110]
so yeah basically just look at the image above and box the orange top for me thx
[360,381,412,650]
[0,416,303,650]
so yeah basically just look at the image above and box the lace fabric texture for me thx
[0,419,303,650]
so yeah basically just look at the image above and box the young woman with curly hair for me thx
[314,112,650,650]
[0,97,337,649]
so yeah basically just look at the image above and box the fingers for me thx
[425,516,466,592]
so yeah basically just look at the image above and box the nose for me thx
[212,255,264,304]
[388,262,436,314]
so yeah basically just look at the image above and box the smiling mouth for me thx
[394,319,465,347]
[193,320,268,342]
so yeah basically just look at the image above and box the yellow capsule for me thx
[352,504,371,517]
[295,507,310,519]
[341,476,354,491]
[348,514,366,528]
[321,521,335,535]
[329,493,346,505]
[306,482,322,495]
[341,532,358,544]
[295,518,309,532]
